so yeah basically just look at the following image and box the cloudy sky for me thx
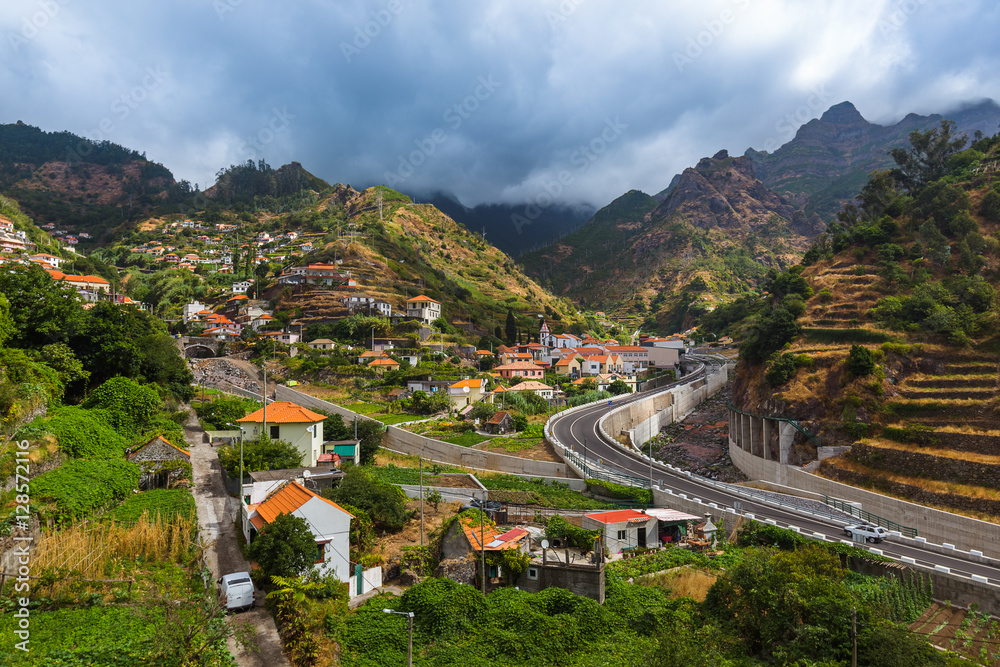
[3,0,1000,212]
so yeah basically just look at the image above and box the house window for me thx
[315,541,328,563]
[616,530,626,540]
[269,425,279,439]
[527,568,539,580]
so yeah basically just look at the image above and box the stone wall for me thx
[730,441,1000,558]
[846,443,1000,490]
[515,560,605,603]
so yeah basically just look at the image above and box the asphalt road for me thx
[549,360,1000,585]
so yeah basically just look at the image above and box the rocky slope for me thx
[519,151,811,331]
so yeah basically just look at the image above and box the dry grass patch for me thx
[637,565,718,602]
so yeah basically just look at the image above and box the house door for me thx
[637,527,647,548]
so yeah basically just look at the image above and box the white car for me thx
[844,523,889,544]
[218,571,255,612]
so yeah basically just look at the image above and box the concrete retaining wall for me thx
[385,427,569,478]
[600,367,728,449]
[730,441,1000,559]
[275,385,378,423]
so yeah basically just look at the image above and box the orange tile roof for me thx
[252,481,353,530]
[508,381,552,392]
[407,294,439,304]
[237,401,326,424]
[368,358,400,366]
[460,516,524,551]
[584,509,652,524]
[449,378,484,389]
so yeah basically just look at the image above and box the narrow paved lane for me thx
[185,410,290,667]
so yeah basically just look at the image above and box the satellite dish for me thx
[463,386,470,393]
[541,539,549,549]
[302,470,311,478]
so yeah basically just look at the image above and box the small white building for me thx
[406,295,441,325]
[237,402,325,467]
[582,509,659,553]
[232,280,254,294]
[447,378,488,409]
[242,480,354,582]
[183,301,206,323]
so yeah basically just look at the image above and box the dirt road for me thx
[185,411,289,667]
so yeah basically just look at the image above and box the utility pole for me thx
[419,457,424,548]
[851,607,857,667]
[480,490,488,596]
[261,364,267,438]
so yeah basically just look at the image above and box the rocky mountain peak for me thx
[818,101,866,125]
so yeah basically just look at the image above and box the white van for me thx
[218,572,255,612]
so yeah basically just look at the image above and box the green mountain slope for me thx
[0,121,182,242]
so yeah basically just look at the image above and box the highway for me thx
[548,358,1000,584]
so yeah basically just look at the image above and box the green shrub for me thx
[815,288,834,303]
[31,459,140,520]
[847,345,877,377]
[46,407,128,459]
[82,376,161,438]
[545,515,601,550]
[882,424,938,446]
[217,436,302,478]
[586,479,652,504]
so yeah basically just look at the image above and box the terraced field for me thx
[772,257,1000,520]
[909,602,1000,664]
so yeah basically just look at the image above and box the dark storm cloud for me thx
[2,0,1000,211]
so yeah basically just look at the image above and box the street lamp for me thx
[382,610,414,667]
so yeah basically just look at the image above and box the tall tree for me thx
[889,120,967,192]
[0,264,84,348]
[505,309,517,344]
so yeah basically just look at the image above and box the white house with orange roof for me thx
[551,333,581,349]
[29,253,64,268]
[553,354,585,377]
[242,480,354,581]
[605,346,650,373]
[581,354,622,376]
[447,378,488,409]
[582,509,659,552]
[406,295,441,324]
[45,269,111,302]
[237,402,326,467]
[507,380,554,400]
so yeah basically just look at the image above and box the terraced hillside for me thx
[734,127,1000,520]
